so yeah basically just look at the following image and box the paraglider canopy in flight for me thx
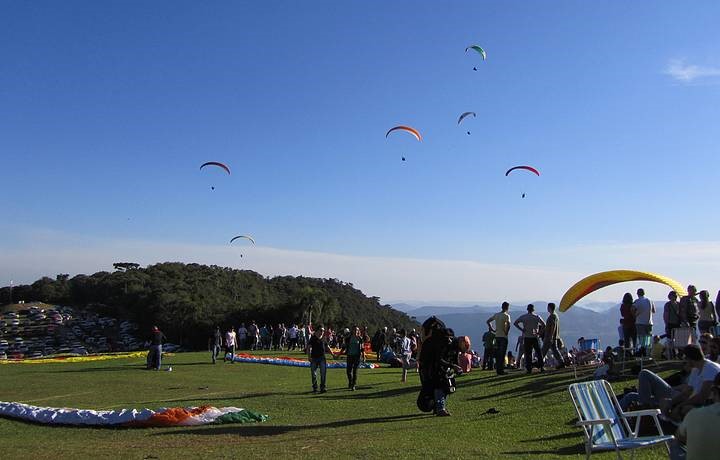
[385,125,422,142]
[230,235,255,245]
[505,165,540,177]
[559,270,687,312]
[457,112,476,125]
[200,162,231,175]
[465,45,487,60]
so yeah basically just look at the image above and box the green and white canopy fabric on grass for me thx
[0,401,268,427]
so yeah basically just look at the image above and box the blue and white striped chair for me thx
[568,380,673,459]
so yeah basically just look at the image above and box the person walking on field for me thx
[514,304,546,374]
[224,327,237,363]
[339,326,365,390]
[306,325,335,393]
[541,303,565,369]
[487,302,511,375]
[399,329,414,383]
[210,326,222,364]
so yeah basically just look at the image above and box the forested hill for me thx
[0,263,417,348]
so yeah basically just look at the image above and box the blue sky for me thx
[2,2,720,303]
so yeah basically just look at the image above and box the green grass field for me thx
[0,352,672,459]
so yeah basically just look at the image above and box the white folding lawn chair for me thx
[568,380,673,459]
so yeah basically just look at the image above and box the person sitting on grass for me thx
[619,344,720,420]
[601,346,619,377]
[650,335,665,361]
[671,373,720,460]
[707,337,720,363]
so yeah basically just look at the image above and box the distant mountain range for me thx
[392,300,665,354]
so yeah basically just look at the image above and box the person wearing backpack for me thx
[417,317,465,416]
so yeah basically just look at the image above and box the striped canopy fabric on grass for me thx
[0,401,268,427]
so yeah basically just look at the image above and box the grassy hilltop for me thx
[0,351,671,459]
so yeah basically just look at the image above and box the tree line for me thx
[1,262,417,348]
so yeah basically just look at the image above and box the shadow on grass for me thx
[152,413,430,437]
[503,444,584,456]
[521,431,583,443]
[321,384,421,400]
[466,372,578,402]
[48,365,145,373]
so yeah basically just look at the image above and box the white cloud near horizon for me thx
[2,232,719,306]
[664,59,720,83]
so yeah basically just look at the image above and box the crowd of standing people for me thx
[485,302,566,375]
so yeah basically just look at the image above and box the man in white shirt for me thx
[619,344,720,415]
[633,288,656,338]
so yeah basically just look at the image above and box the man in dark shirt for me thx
[541,303,565,369]
[209,326,222,364]
[306,326,335,393]
[148,326,166,370]
[680,285,699,333]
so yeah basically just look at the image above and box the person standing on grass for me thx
[541,303,565,369]
[399,329,414,383]
[620,293,637,351]
[664,291,681,349]
[306,325,335,393]
[210,326,222,364]
[481,324,495,371]
[224,327,237,363]
[288,324,299,351]
[697,290,717,334]
[339,326,365,390]
[418,316,456,416]
[487,302,511,375]
[633,288,656,341]
[680,285,700,334]
[514,304,546,374]
[514,336,525,370]
[237,323,248,350]
[148,326,166,370]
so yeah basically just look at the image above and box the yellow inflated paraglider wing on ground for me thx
[559,270,687,312]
